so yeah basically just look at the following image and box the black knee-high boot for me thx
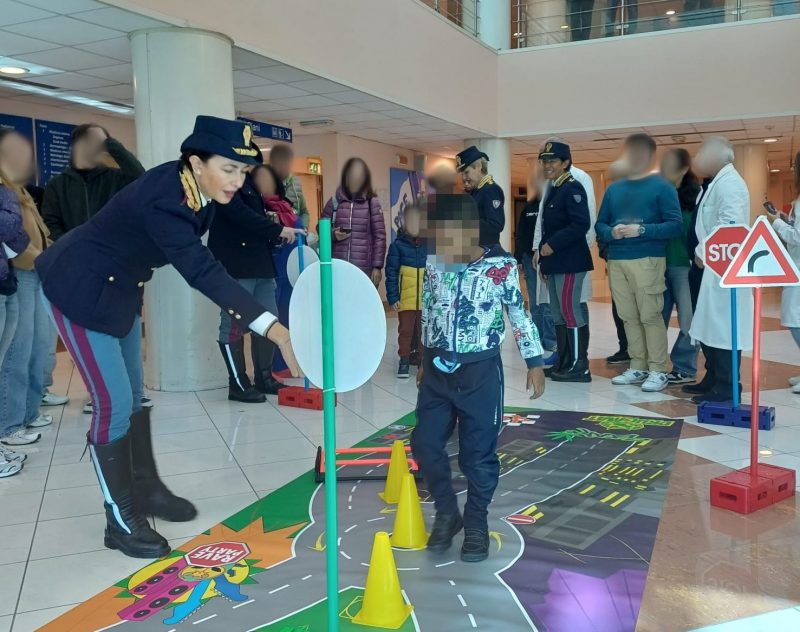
[90,434,170,559]
[552,325,591,382]
[545,325,569,378]
[251,336,286,395]
[130,408,198,522]
[219,340,265,403]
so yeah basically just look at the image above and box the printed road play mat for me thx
[41,408,682,632]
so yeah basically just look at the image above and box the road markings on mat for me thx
[269,584,290,595]
[193,614,217,625]
[457,594,467,607]
[435,560,455,568]
[468,614,477,627]
[341,551,352,560]
[345,524,358,533]
[301,575,312,581]
[233,599,255,609]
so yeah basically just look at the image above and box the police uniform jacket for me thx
[539,173,593,276]
[470,176,505,246]
[35,161,275,339]
[207,175,284,280]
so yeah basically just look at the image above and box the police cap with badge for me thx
[538,141,572,162]
[181,116,261,165]
[455,145,489,172]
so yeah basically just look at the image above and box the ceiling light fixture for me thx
[0,66,28,75]
[666,9,676,15]
[513,32,522,37]
[0,78,133,115]
[770,168,781,173]
[560,24,569,29]
[764,138,779,143]
[759,449,773,456]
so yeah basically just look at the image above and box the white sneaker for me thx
[1,429,42,446]
[27,413,53,428]
[611,369,648,386]
[0,445,26,463]
[642,371,670,392]
[790,376,800,387]
[41,389,69,406]
[0,457,22,478]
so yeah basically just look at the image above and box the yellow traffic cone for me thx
[353,531,414,629]
[379,440,409,504]
[391,474,428,550]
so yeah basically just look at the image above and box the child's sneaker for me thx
[426,511,463,553]
[642,371,669,392]
[611,369,648,386]
[397,359,410,379]
[461,528,490,562]
[0,456,22,478]
[1,429,41,446]
[0,445,26,464]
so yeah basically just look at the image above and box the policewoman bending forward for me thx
[35,117,302,559]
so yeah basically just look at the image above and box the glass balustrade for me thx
[511,0,798,47]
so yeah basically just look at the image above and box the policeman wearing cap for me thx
[536,141,593,383]
[35,115,303,560]
[456,145,505,246]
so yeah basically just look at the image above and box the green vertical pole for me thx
[319,218,339,630]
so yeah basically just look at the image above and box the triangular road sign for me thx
[721,216,800,288]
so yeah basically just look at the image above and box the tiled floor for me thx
[2,300,800,632]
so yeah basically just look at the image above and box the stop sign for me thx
[703,225,749,277]
[184,542,250,568]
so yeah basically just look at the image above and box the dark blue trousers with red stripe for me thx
[411,351,504,531]
[41,289,143,445]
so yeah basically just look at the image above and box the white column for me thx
[468,137,512,251]
[733,143,768,223]
[131,27,235,391]
[477,0,511,49]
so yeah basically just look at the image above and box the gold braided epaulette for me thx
[179,165,202,212]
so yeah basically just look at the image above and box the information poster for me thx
[35,119,76,184]
[0,113,34,140]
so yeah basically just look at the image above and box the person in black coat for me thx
[209,162,301,402]
[537,141,593,382]
[456,145,505,246]
[35,116,302,560]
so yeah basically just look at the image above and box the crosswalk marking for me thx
[610,494,631,508]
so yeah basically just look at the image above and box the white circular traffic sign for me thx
[286,245,320,287]
[289,259,386,392]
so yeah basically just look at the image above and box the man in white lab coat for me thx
[685,137,753,403]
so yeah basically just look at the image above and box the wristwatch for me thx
[637,225,645,236]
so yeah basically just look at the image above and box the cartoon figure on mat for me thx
[118,556,250,624]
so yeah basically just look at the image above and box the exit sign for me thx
[308,160,321,175]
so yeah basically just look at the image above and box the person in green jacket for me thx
[41,124,144,241]
[660,148,701,384]
[269,143,309,228]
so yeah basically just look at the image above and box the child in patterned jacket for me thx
[411,194,545,563]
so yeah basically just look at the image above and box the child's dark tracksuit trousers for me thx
[411,351,504,530]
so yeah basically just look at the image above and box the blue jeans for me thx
[218,277,278,343]
[42,323,58,390]
[42,290,144,444]
[662,265,698,376]
[0,292,19,369]
[0,270,50,437]
[521,253,557,351]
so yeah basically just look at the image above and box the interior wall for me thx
[499,17,800,137]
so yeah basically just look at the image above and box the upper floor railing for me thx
[419,0,480,36]
[511,0,798,48]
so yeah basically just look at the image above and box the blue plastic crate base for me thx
[697,402,775,430]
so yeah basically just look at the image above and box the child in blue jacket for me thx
[385,204,426,379]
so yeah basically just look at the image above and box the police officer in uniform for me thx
[537,141,593,382]
[35,116,302,559]
[456,145,505,246]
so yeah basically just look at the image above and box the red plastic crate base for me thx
[710,464,796,514]
[277,386,335,411]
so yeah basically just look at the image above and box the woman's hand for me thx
[392,301,401,311]
[540,243,554,257]
[694,255,705,269]
[266,323,303,378]
[532,250,540,268]
[370,268,382,287]
[280,227,307,244]
[333,228,350,242]
[527,367,545,399]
